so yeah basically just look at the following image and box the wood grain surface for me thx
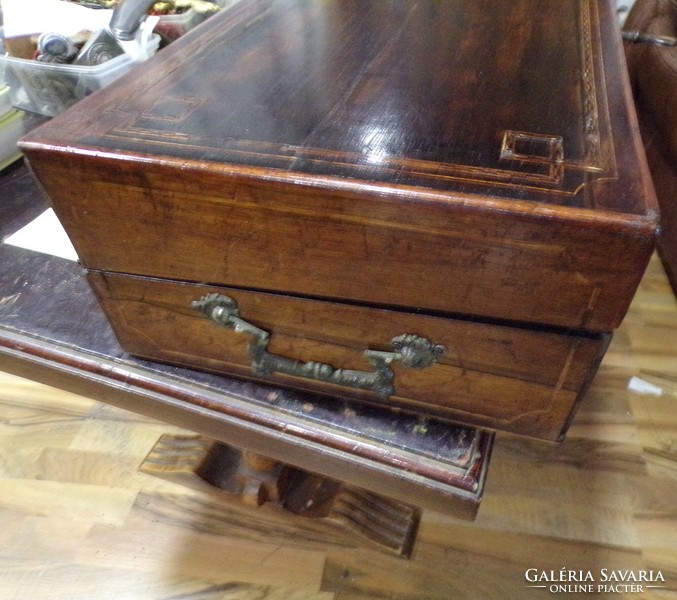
[21,0,658,333]
[1,252,676,599]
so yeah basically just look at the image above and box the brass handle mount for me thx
[192,293,447,399]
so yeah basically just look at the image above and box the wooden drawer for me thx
[90,271,610,441]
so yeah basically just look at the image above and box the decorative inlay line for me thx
[102,1,611,197]
[579,0,602,167]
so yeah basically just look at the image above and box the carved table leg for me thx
[140,434,421,557]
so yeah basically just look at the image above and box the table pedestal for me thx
[141,434,420,557]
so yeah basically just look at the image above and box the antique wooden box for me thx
[20,0,658,441]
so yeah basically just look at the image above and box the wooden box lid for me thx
[21,0,658,331]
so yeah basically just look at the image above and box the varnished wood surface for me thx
[21,0,657,334]
[21,0,649,206]
[1,252,676,599]
[14,0,659,448]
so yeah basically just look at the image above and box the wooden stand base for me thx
[140,434,421,558]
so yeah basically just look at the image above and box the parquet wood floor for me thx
[1,254,676,599]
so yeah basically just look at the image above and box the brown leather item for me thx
[625,0,677,297]
[20,0,657,441]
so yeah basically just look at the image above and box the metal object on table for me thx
[74,0,157,65]
[36,33,79,63]
[622,30,677,46]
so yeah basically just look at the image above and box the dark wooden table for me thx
[0,160,492,554]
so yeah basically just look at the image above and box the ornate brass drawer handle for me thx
[192,293,447,399]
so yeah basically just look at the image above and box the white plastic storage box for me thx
[1,34,160,117]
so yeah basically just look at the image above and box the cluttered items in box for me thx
[0,0,224,116]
